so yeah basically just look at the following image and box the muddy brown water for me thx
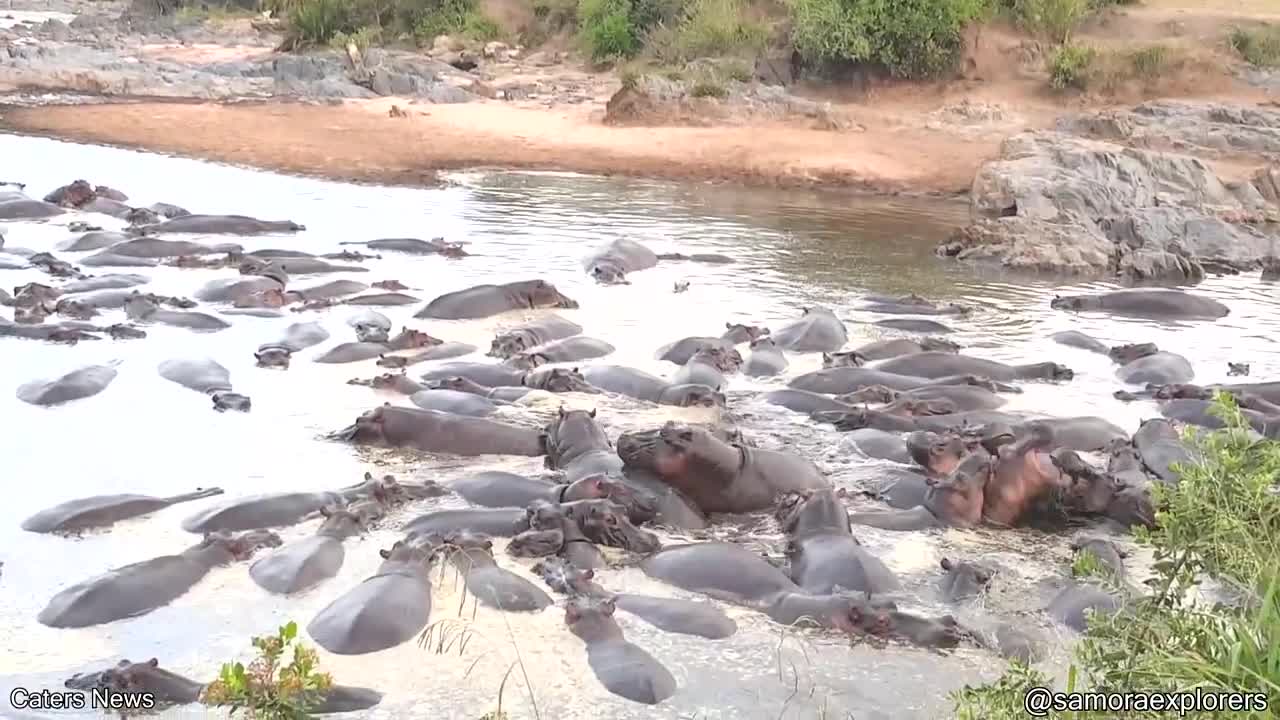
[0,134,1276,719]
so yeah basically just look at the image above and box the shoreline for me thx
[0,98,996,195]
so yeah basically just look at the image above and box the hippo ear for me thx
[725,322,732,329]
[582,568,595,579]
[364,472,374,481]
[714,385,722,393]
[379,548,392,559]
[319,506,332,518]
[940,558,953,571]
[589,408,597,418]
[146,658,158,668]
[558,405,567,418]
[822,352,831,362]
[601,597,617,615]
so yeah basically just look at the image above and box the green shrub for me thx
[330,24,383,51]
[1127,43,1168,79]
[1230,25,1280,68]
[201,621,333,720]
[954,394,1280,720]
[1048,42,1094,89]
[671,0,767,58]
[287,0,355,48]
[788,0,991,80]
[1014,0,1086,43]
[578,0,639,60]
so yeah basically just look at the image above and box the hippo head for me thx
[393,327,443,349]
[723,322,769,344]
[920,336,961,353]
[1105,482,1156,531]
[52,179,95,208]
[211,391,251,413]
[564,595,618,640]
[488,331,532,359]
[54,298,96,320]
[360,471,449,504]
[692,345,743,373]
[428,375,487,394]
[444,529,495,556]
[373,279,409,291]
[354,322,390,344]
[106,324,147,340]
[964,422,1016,455]
[436,241,469,259]
[1152,383,1210,400]
[234,288,288,309]
[907,431,966,476]
[775,488,850,538]
[507,527,566,557]
[505,353,548,371]
[13,281,61,307]
[64,658,193,705]
[811,408,870,432]
[669,384,726,408]
[126,207,162,226]
[1227,362,1251,377]
[49,328,98,344]
[590,262,629,285]
[567,499,661,553]
[893,398,958,417]
[202,529,283,562]
[525,367,599,394]
[360,372,410,391]
[572,474,658,524]
[1045,363,1074,381]
[1049,295,1085,311]
[837,385,898,405]
[1108,342,1158,365]
[749,336,778,352]
[376,354,409,369]
[1020,421,1057,452]
[524,279,578,310]
[239,258,290,287]
[161,294,198,310]
[317,504,368,536]
[616,428,658,468]
[379,536,439,566]
[534,557,599,595]
[254,345,293,369]
[925,452,991,527]
[888,610,965,648]
[1052,450,1117,516]
[122,292,159,319]
[802,594,896,637]
[939,557,994,601]
[822,350,866,368]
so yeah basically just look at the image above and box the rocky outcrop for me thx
[1056,100,1280,158]
[604,73,851,130]
[938,104,1280,282]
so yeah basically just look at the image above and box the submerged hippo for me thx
[620,422,828,513]
[312,327,442,364]
[448,472,631,511]
[789,367,1012,395]
[508,336,617,369]
[849,452,992,532]
[106,237,243,258]
[126,294,229,332]
[564,595,678,704]
[874,317,954,333]
[1050,330,1110,354]
[59,273,150,294]
[307,538,437,655]
[670,346,735,389]
[875,352,1073,383]
[140,214,305,235]
[762,388,858,416]
[194,276,283,304]
[409,388,505,416]
[584,238,659,284]
[255,321,331,368]
[328,404,546,457]
[536,557,736,639]
[157,358,250,412]
[849,336,960,362]
[250,505,370,595]
[16,362,119,406]
[1111,343,1195,385]
[655,323,769,366]
[38,530,282,628]
[1047,581,1125,632]
[860,294,970,316]
[22,487,224,534]
[581,365,723,407]
[511,500,607,569]
[744,337,788,377]
[56,231,135,252]
[63,658,382,715]
[414,279,578,320]
[441,531,552,611]
[777,490,900,595]
[1052,289,1229,321]
[340,237,466,256]
[939,558,994,602]
[770,307,848,353]
[489,314,584,358]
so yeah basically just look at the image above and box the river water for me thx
[0,133,1276,720]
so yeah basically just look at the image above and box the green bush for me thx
[281,0,502,50]
[1127,43,1168,79]
[201,621,333,720]
[670,0,767,58]
[788,0,991,79]
[287,0,355,48]
[1048,42,1094,89]
[578,0,640,60]
[953,394,1280,720]
[1230,25,1280,67]
[1014,0,1086,43]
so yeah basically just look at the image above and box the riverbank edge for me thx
[0,99,979,197]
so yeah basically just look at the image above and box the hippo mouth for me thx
[542,371,600,394]
[598,479,659,524]
[508,528,565,557]
[577,505,661,554]
[65,669,113,692]
[254,346,293,368]
[211,391,252,413]
[812,409,866,431]
[615,430,657,467]
[328,408,384,443]
[591,264,630,285]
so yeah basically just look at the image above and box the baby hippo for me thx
[564,595,677,705]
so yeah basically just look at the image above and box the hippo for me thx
[860,295,970,316]
[340,237,466,256]
[63,658,382,715]
[777,490,900,595]
[376,343,478,368]
[285,279,370,303]
[896,384,1008,411]
[250,505,371,595]
[0,319,100,343]
[1132,418,1191,485]
[743,337,788,377]
[655,323,769,365]
[1051,289,1229,321]
[157,358,250,412]
[1071,536,1127,581]
[982,422,1067,527]
[0,193,64,219]
[1112,346,1195,385]
[873,317,954,333]
[409,389,506,416]
[1027,416,1128,452]
[762,388,856,415]
[328,404,547,456]
[769,307,848,353]
[414,279,578,320]
[16,362,119,406]
[106,237,243,258]
[850,337,960,362]
[56,231,135,252]
[906,431,967,477]
[255,321,331,368]
[838,428,912,464]
[671,346,735,388]
[564,595,677,704]
[307,538,436,655]
[341,292,420,306]
[536,558,736,639]
[1050,330,1110,354]
[22,487,225,534]
[194,276,282,304]
[939,558,993,602]
[441,531,553,611]
[312,328,443,364]
[241,255,365,276]
[559,499,662,553]
[28,252,85,279]
[875,352,1073,383]
[140,214,304,235]
[79,251,161,268]
[581,365,723,407]
[584,238,659,284]
[402,508,529,538]
[38,529,282,628]
[619,422,828,513]
[848,452,992,532]
[182,473,437,533]
[513,501,606,569]
[449,472,619,514]
[1160,399,1280,438]
[544,407,627,481]
[347,308,392,342]
[419,361,526,388]
[65,289,191,312]
[425,375,532,403]
[507,336,616,369]
[1047,582,1124,632]
[789,367,1014,395]
[488,314,584,358]
[126,295,229,332]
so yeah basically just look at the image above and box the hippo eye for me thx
[603,514,618,526]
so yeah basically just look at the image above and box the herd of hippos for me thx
[4,178,1280,710]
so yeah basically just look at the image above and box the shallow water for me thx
[0,134,1276,720]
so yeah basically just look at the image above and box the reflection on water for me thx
[0,135,1275,720]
